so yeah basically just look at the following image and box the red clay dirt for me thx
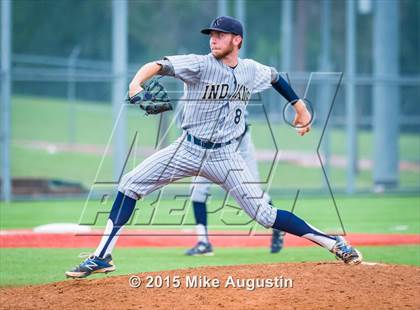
[1,262,419,309]
[1,230,419,248]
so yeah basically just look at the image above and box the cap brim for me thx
[200,27,231,35]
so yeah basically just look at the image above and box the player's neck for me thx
[221,51,239,68]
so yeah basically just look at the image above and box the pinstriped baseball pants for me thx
[190,128,271,204]
[118,132,277,228]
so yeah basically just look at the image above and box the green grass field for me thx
[1,196,419,233]
[12,95,420,161]
[11,95,420,188]
[1,196,419,286]
[1,96,418,287]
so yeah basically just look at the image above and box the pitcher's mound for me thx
[1,262,419,309]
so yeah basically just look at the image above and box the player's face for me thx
[209,31,238,59]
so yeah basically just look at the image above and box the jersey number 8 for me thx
[234,108,242,124]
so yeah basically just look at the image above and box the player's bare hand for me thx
[293,99,311,136]
[128,62,162,99]
[129,85,144,99]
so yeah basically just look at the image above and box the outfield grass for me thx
[1,196,419,234]
[12,95,420,161]
[11,142,420,189]
[11,95,420,188]
[0,246,419,286]
[12,95,178,146]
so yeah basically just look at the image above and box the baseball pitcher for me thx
[66,16,362,278]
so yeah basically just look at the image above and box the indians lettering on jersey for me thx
[201,83,251,102]
[163,54,273,142]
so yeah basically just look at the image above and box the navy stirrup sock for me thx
[97,191,137,257]
[109,191,137,228]
[272,209,335,240]
[192,201,207,226]
[192,201,209,243]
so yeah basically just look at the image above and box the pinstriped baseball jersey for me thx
[118,53,279,230]
[164,53,274,143]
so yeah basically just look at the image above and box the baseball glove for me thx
[127,77,172,115]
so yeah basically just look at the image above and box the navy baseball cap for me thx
[201,16,243,37]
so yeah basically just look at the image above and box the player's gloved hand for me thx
[126,77,173,115]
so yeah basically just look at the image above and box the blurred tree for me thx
[399,0,420,74]
[246,0,280,64]
[11,0,419,72]
[128,0,215,63]
[9,0,418,124]
[13,0,111,59]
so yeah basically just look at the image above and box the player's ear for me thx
[233,35,242,49]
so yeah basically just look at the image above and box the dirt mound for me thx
[1,262,419,309]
